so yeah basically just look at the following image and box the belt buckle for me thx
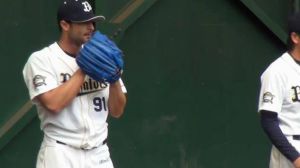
[80,143,89,150]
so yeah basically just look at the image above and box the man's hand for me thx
[293,157,300,168]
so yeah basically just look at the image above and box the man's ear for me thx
[291,32,300,45]
[60,20,70,31]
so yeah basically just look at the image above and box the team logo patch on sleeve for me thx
[33,75,46,88]
[263,92,275,104]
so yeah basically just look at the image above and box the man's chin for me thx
[84,36,91,43]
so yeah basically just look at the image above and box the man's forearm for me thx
[108,80,126,118]
[37,69,86,113]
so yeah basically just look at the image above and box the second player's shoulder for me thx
[260,53,290,82]
[270,52,289,67]
[264,53,291,72]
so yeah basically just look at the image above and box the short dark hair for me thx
[287,32,294,52]
[57,20,62,32]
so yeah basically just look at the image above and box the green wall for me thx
[0,0,61,167]
[107,0,287,167]
[0,0,291,167]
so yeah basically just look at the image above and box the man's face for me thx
[67,21,95,46]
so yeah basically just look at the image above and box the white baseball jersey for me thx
[23,42,126,149]
[258,52,300,135]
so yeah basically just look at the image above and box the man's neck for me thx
[289,48,300,62]
[58,37,81,56]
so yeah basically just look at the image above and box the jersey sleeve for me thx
[260,110,300,162]
[258,67,284,113]
[23,53,59,100]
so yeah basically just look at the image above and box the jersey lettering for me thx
[81,78,107,91]
[82,1,92,12]
[60,73,108,96]
[93,97,107,112]
[292,86,300,102]
[61,73,71,83]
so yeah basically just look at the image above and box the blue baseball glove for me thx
[76,31,124,83]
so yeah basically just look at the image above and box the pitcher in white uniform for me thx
[22,0,127,168]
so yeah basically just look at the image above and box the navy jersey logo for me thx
[79,78,108,96]
[61,73,71,83]
[292,86,300,102]
[60,73,108,96]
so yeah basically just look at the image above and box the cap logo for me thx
[82,1,92,12]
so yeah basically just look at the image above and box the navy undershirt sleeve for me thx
[260,110,300,162]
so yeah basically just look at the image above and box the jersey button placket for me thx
[80,96,89,148]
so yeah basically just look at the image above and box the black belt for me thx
[293,135,300,140]
[56,139,107,150]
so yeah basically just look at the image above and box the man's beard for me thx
[69,33,86,46]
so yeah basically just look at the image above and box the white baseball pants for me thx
[36,135,114,168]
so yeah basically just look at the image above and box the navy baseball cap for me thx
[288,12,300,34]
[57,0,105,23]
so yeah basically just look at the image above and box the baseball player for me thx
[22,0,126,168]
[258,12,300,168]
